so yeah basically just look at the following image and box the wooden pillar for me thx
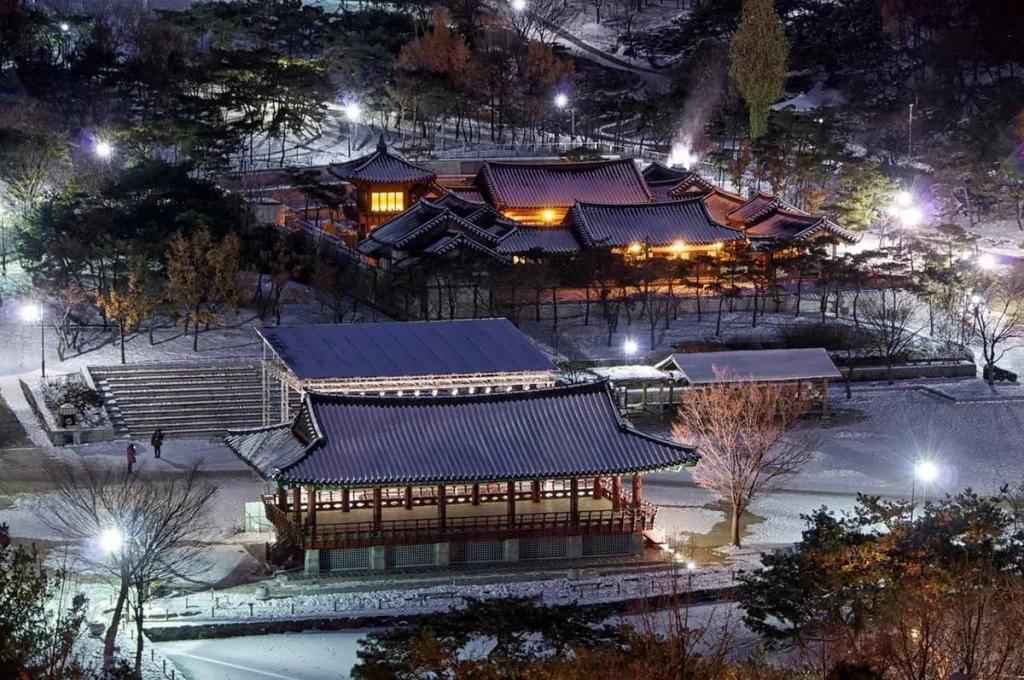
[631,474,643,508]
[276,487,287,510]
[291,487,301,525]
[437,484,447,530]
[307,487,317,527]
[593,477,603,500]
[506,481,516,527]
[341,488,350,513]
[569,478,579,524]
[531,480,541,502]
[372,487,382,530]
[822,378,830,417]
[404,486,413,510]
[612,476,622,510]
[471,483,480,506]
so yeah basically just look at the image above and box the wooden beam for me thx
[291,487,302,525]
[531,480,541,502]
[593,477,603,500]
[307,487,317,527]
[341,488,350,513]
[612,476,622,510]
[276,487,287,510]
[372,487,382,530]
[569,478,579,524]
[507,481,516,527]
[404,485,413,510]
[471,483,480,506]
[632,474,643,508]
[438,484,447,530]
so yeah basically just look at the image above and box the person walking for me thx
[126,442,137,474]
[151,428,164,459]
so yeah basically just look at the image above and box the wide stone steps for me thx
[89,362,291,439]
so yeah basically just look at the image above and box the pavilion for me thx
[256,319,558,424]
[225,382,698,575]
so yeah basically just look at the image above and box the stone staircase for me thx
[88,362,296,439]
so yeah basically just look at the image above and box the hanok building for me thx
[257,319,559,424]
[476,159,654,225]
[328,136,438,234]
[225,382,698,575]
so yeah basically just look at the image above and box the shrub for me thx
[40,376,103,414]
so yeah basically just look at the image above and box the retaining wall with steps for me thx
[88,362,300,439]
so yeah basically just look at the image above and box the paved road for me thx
[155,631,367,680]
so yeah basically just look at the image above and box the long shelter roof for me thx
[259,319,556,381]
[478,159,653,210]
[224,382,698,485]
[655,348,842,385]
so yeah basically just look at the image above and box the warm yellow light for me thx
[628,243,642,253]
[713,241,724,249]
[671,241,685,252]
[542,209,555,223]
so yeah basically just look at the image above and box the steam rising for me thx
[668,41,730,168]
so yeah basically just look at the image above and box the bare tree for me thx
[672,370,816,547]
[503,0,574,45]
[968,266,1024,385]
[43,460,217,674]
[860,289,926,383]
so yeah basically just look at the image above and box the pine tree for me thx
[729,0,788,140]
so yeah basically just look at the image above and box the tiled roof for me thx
[665,172,717,198]
[258,319,556,381]
[358,195,515,256]
[478,160,653,210]
[641,160,693,184]
[701,187,748,223]
[329,138,435,184]
[656,348,842,384]
[647,180,684,203]
[569,198,745,248]
[727,192,779,225]
[225,383,698,485]
[445,187,486,203]
[224,423,310,478]
[744,208,859,244]
[496,228,582,255]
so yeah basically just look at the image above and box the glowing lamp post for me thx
[344,103,361,156]
[623,338,638,359]
[94,140,112,159]
[554,92,575,144]
[511,0,526,11]
[99,527,124,554]
[978,253,997,270]
[21,302,45,377]
[910,458,938,521]
[887,191,921,250]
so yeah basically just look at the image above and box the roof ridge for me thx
[306,380,603,407]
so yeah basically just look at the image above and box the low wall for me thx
[846,361,976,382]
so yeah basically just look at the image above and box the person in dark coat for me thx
[151,428,164,459]
[126,443,137,473]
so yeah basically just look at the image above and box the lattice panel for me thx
[320,547,371,572]
[450,540,504,564]
[386,544,437,569]
[582,534,633,557]
[519,536,568,561]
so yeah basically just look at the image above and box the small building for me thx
[654,347,842,414]
[225,381,698,575]
[329,137,438,234]
[257,319,558,423]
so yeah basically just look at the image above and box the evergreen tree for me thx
[729,0,788,140]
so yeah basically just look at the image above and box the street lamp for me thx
[511,0,526,11]
[21,302,45,377]
[59,22,70,32]
[887,192,921,250]
[978,253,997,270]
[554,92,575,144]
[344,103,361,156]
[94,140,112,159]
[623,339,638,358]
[910,458,938,521]
[99,527,123,554]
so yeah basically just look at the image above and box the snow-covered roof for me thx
[655,348,842,384]
[590,365,674,382]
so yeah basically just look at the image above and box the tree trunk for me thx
[104,576,130,667]
[795,273,803,317]
[119,324,126,365]
[584,288,590,326]
[730,502,742,547]
[133,597,145,674]
[716,295,724,336]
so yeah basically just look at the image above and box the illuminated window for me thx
[370,192,404,213]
